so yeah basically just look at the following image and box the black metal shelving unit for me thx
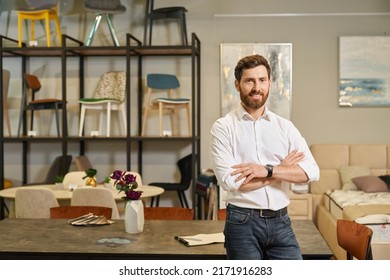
[0,33,201,219]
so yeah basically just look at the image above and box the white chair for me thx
[71,187,120,219]
[141,73,191,136]
[78,71,126,137]
[15,188,59,218]
[62,171,87,189]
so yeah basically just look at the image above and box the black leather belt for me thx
[228,204,288,218]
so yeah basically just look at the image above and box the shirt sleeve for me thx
[210,120,244,192]
[287,124,320,183]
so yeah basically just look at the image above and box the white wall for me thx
[1,0,390,206]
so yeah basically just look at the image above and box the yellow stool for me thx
[17,2,62,47]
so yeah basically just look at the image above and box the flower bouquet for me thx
[110,170,144,234]
[110,170,142,200]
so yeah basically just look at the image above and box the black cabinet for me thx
[0,33,201,219]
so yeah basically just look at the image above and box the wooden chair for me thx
[75,155,93,171]
[337,219,373,260]
[71,187,120,219]
[15,187,59,218]
[17,0,62,47]
[50,205,112,219]
[17,73,64,137]
[141,73,191,137]
[217,208,226,220]
[144,207,193,220]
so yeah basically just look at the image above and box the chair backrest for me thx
[217,208,226,220]
[337,219,373,260]
[44,155,72,184]
[147,73,180,90]
[178,154,193,187]
[24,73,41,98]
[75,155,93,171]
[71,187,120,219]
[144,207,193,220]
[50,205,112,219]
[94,71,126,102]
[25,0,58,9]
[63,171,87,189]
[15,188,59,218]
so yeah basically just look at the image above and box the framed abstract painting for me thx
[220,43,292,119]
[339,36,390,107]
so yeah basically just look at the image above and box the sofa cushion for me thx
[352,175,389,193]
[339,165,370,191]
[379,175,390,189]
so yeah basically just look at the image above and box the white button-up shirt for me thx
[210,105,319,210]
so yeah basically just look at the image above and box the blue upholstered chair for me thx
[141,73,191,137]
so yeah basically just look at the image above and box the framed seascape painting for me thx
[220,43,292,119]
[339,36,390,107]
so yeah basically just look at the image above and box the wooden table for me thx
[0,184,164,218]
[0,219,332,260]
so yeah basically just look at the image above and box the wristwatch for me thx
[265,164,273,178]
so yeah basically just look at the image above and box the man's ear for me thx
[234,79,240,91]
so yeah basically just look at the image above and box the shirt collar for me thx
[237,104,271,121]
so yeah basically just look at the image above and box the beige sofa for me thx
[309,144,390,260]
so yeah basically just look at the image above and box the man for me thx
[210,54,319,260]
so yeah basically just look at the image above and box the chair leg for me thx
[54,16,62,46]
[78,105,86,136]
[3,98,11,136]
[180,13,188,45]
[186,103,191,136]
[120,104,127,135]
[106,103,111,137]
[86,14,103,46]
[44,13,51,47]
[159,102,163,136]
[18,14,23,47]
[54,105,60,137]
[105,14,120,47]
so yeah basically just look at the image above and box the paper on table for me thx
[175,232,224,246]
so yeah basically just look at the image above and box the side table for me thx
[288,191,313,220]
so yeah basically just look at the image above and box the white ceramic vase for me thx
[124,200,144,234]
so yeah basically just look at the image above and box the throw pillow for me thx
[339,165,370,191]
[379,175,390,190]
[352,176,389,193]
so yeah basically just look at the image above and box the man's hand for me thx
[280,150,304,166]
[231,150,305,185]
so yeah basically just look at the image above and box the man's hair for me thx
[234,54,271,82]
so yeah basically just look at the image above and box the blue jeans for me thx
[224,204,303,260]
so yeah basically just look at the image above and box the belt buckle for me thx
[259,209,267,218]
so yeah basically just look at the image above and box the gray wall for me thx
[1,0,390,206]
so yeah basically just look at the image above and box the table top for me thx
[0,219,332,260]
[0,184,164,200]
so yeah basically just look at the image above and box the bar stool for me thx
[143,0,188,46]
[84,0,126,46]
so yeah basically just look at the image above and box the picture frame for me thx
[339,36,390,107]
[220,43,292,119]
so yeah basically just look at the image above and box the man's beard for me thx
[240,89,269,110]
